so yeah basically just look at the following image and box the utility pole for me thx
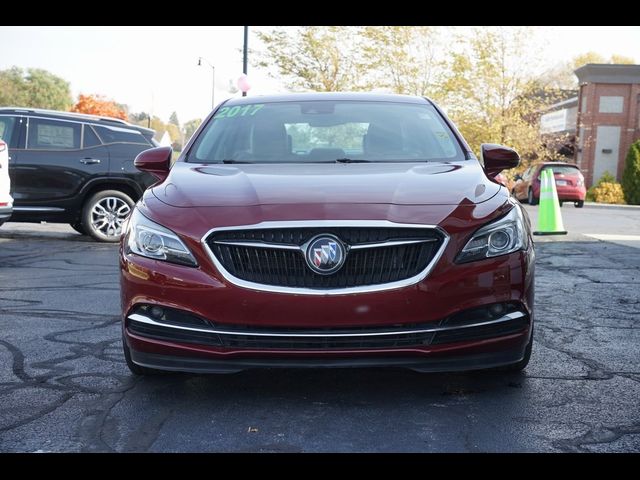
[242,26,249,96]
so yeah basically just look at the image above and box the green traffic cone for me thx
[534,168,567,235]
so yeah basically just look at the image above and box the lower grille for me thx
[128,319,436,349]
[126,304,529,351]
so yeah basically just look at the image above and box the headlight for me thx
[456,207,528,263]
[125,208,198,267]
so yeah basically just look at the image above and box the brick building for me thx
[574,64,640,187]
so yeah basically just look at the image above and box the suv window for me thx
[83,125,102,148]
[0,116,19,148]
[94,125,150,145]
[28,118,81,150]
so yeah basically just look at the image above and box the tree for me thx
[169,111,180,127]
[610,54,636,65]
[129,112,150,125]
[182,118,202,143]
[0,67,72,110]
[621,140,640,205]
[438,27,560,164]
[256,26,362,91]
[546,52,637,89]
[359,26,442,97]
[71,94,127,120]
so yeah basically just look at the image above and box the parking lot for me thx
[1,204,639,452]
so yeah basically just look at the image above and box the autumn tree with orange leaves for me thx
[70,94,127,120]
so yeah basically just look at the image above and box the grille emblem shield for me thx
[305,235,346,275]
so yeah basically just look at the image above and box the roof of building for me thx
[574,63,640,84]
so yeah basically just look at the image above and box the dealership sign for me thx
[540,107,577,134]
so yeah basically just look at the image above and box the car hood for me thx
[152,161,500,207]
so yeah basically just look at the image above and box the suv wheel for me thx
[83,190,134,242]
[70,221,87,235]
[527,188,538,205]
[575,200,584,208]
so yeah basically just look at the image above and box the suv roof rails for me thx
[0,107,131,126]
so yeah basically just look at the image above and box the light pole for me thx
[242,26,248,96]
[197,57,215,109]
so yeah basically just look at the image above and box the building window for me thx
[598,96,624,113]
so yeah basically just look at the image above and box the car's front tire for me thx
[575,200,584,208]
[527,188,538,205]
[83,190,134,242]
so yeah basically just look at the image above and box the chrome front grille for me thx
[202,221,448,294]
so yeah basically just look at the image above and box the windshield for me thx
[542,165,580,175]
[187,100,464,164]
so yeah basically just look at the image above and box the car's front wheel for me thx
[527,188,538,205]
[575,200,584,208]
[83,190,134,242]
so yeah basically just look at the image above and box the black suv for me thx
[0,108,157,242]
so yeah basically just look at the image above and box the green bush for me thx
[621,140,640,205]
[586,170,626,204]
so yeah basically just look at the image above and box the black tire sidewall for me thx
[70,222,87,235]
[82,190,134,243]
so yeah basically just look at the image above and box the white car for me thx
[0,139,12,226]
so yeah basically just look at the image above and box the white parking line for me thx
[585,234,640,249]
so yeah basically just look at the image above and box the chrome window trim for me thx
[13,206,65,212]
[201,220,450,295]
[127,310,526,338]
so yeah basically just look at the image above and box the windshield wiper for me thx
[221,159,253,164]
[335,158,372,163]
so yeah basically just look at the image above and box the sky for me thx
[0,26,638,124]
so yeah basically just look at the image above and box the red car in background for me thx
[512,162,586,207]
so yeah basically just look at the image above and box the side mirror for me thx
[134,147,172,181]
[481,144,520,176]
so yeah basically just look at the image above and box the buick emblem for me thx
[305,234,346,275]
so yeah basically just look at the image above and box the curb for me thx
[583,202,640,210]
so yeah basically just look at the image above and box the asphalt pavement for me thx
[0,204,639,452]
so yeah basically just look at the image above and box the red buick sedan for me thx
[120,93,535,375]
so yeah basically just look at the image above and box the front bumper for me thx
[128,344,528,373]
[120,206,535,373]
[124,305,532,372]
[556,187,586,201]
[0,204,13,222]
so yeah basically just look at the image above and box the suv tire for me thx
[83,190,134,243]
[70,221,87,235]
